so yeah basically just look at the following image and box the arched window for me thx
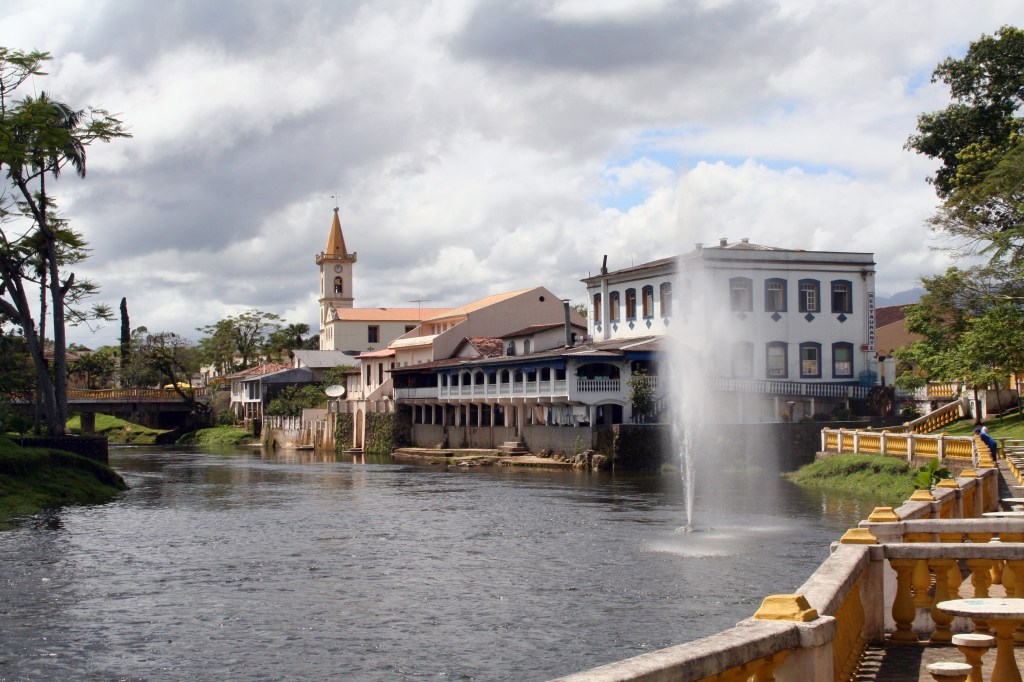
[831,280,852,314]
[766,342,788,378]
[593,293,602,323]
[800,342,822,378]
[832,342,854,378]
[609,291,621,322]
[642,285,654,318]
[798,279,820,313]
[333,277,343,294]
[625,288,637,319]
[524,339,532,354]
[731,341,754,378]
[764,278,786,312]
[730,277,753,311]
[659,282,672,317]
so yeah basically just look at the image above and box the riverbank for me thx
[0,437,128,526]
[67,413,170,445]
[784,453,916,505]
[392,447,601,469]
[176,425,257,447]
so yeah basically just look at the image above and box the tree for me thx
[894,267,1024,416]
[69,345,118,389]
[119,297,130,367]
[907,26,1024,263]
[122,330,200,396]
[266,322,309,359]
[0,48,129,434]
[627,368,656,424]
[197,309,282,372]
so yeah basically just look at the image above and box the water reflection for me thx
[0,446,867,681]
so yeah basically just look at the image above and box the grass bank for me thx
[66,413,170,444]
[176,426,256,447]
[785,454,916,506]
[942,413,1024,439]
[0,437,128,527]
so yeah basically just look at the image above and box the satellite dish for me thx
[324,385,346,398]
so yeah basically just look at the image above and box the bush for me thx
[216,410,236,426]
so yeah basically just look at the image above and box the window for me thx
[798,279,820,313]
[832,342,853,378]
[593,293,602,323]
[642,285,654,318]
[764,278,787,312]
[367,325,380,344]
[731,341,754,378]
[800,342,822,378]
[625,288,637,319]
[766,342,788,378]
[365,364,372,386]
[831,280,852,314]
[660,282,672,317]
[524,339,532,354]
[680,280,691,316]
[609,291,621,322]
[730,277,753,312]
[333,277,343,294]
[378,363,384,384]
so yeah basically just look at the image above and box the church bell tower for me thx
[315,208,357,345]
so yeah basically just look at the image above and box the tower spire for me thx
[325,207,348,256]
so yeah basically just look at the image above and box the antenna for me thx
[409,299,432,319]
[330,194,341,210]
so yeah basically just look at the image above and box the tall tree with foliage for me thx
[0,48,128,434]
[197,309,283,372]
[907,26,1024,263]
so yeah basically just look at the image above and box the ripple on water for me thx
[0,446,861,681]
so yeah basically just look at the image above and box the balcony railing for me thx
[708,377,871,399]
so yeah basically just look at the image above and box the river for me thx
[0,446,878,681]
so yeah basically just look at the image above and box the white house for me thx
[583,239,879,423]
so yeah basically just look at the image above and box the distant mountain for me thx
[876,288,925,306]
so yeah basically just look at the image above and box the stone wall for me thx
[13,436,109,464]
[522,425,593,456]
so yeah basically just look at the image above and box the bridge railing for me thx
[67,387,207,401]
[553,469,1003,682]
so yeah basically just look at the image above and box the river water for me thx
[1,446,878,681]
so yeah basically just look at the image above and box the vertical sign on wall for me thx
[867,292,876,353]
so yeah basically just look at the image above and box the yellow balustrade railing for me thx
[67,387,206,401]
[907,397,965,434]
[821,427,977,466]
[926,381,961,399]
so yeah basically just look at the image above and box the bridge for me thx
[67,387,209,433]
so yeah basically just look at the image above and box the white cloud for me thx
[0,0,1017,348]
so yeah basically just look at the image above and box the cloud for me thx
[0,0,1018,350]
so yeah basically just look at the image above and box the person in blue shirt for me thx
[975,427,998,459]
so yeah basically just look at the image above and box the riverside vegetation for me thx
[785,416,1022,504]
[0,437,127,526]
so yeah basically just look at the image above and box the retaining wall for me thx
[12,435,109,464]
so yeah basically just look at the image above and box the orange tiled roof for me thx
[329,307,450,322]
[224,361,292,380]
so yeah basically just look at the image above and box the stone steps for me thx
[497,440,530,456]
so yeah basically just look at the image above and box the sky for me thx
[0,1,1019,347]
